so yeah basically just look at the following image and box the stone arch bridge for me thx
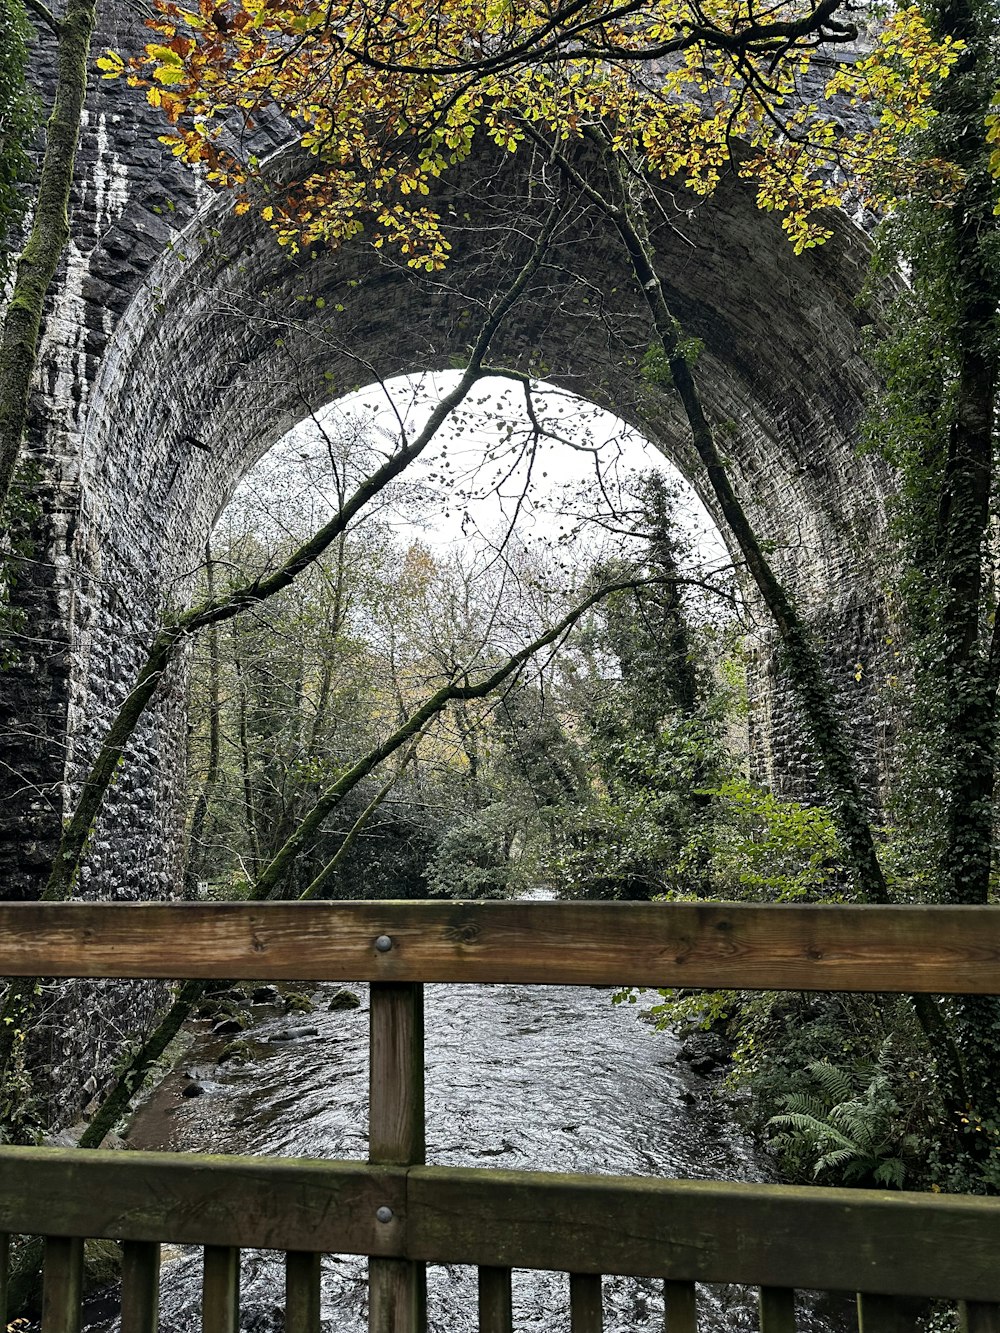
[2,4,895,918]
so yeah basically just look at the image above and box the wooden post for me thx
[121,1241,160,1333]
[962,1302,1000,1332]
[663,1280,697,1332]
[569,1273,603,1332]
[285,1250,322,1333]
[478,1266,513,1333]
[759,1286,796,1332]
[369,981,426,1333]
[0,1232,8,1332]
[203,1245,239,1333]
[857,1293,899,1331]
[41,1236,83,1333]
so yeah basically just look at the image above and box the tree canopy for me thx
[106,0,963,262]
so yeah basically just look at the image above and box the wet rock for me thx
[251,985,280,1006]
[218,1040,256,1066]
[677,1031,729,1075]
[268,1026,320,1044]
[181,1082,205,1098]
[281,991,315,1015]
[688,1054,719,1076]
[328,988,361,1011]
[212,1015,247,1036]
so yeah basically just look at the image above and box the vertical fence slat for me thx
[369,981,426,1333]
[369,1258,427,1333]
[759,1286,795,1332]
[570,1273,603,1333]
[41,1236,83,1333]
[203,1245,240,1333]
[477,1266,513,1333]
[0,1231,8,1332]
[961,1302,1000,1332]
[285,1250,322,1333]
[121,1241,160,1333]
[856,1294,899,1331]
[664,1280,697,1332]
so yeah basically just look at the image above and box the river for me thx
[121,971,853,1333]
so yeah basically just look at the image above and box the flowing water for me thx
[122,970,853,1333]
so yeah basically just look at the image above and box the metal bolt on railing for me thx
[375,1207,394,1224]
[374,935,393,953]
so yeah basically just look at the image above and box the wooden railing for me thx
[2,900,1000,1333]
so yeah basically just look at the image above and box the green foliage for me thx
[640,339,704,389]
[546,718,722,900]
[767,1058,921,1188]
[0,464,40,669]
[0,0,37,281]
[424,802,520,899]
[547,473,731,901]
[706,779,844,902]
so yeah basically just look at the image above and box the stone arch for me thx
[66,142,891,891]
[0,4,900,1131]
[3,113,894,912]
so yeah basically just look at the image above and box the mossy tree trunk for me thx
[0,0,96,527]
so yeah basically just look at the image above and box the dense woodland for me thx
[2,0,1000,1319]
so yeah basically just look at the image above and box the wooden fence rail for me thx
[1,899,1000,990]
[2,900,1000,1332]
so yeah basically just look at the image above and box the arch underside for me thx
[84,146,887,607]
[73,144,893,831]
[4,137,897,922]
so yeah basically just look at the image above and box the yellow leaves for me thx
[115,0,970,268]
[987,95,1000,214]
[153,63,187,84]
[96,50,125,78]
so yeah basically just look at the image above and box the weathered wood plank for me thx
[12,1149,1000,1308]
[369,983,425,1333]
[285,1251,321,1333]
[0,901,999,992]
[759,1286,796,1332]
[0,1147,405,1254]
[570,1272,603,1332]
[368,1258,426,1333]
[477,1266,513,1333]
[856,1293,899,1330]
[203,1246,239,1333]
[369,983,425,1167]
[405,1166,1000,1301]
[41,1235,83,1333]
[961,1302,1000,1332]
[120,1241,160,1333]
[0,1231,8,1333]
[663,1280,697,1332]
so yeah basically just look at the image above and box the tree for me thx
[0,212,566,1113]
[109,0,966,902]
[0,0,97,526]
[535,473,732,899]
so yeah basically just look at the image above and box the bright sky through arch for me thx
[224,371,728,572]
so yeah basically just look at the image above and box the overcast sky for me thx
[225,371,726,567]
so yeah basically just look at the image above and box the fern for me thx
[766,1062,915,1188]
[805,1060,855,1106]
